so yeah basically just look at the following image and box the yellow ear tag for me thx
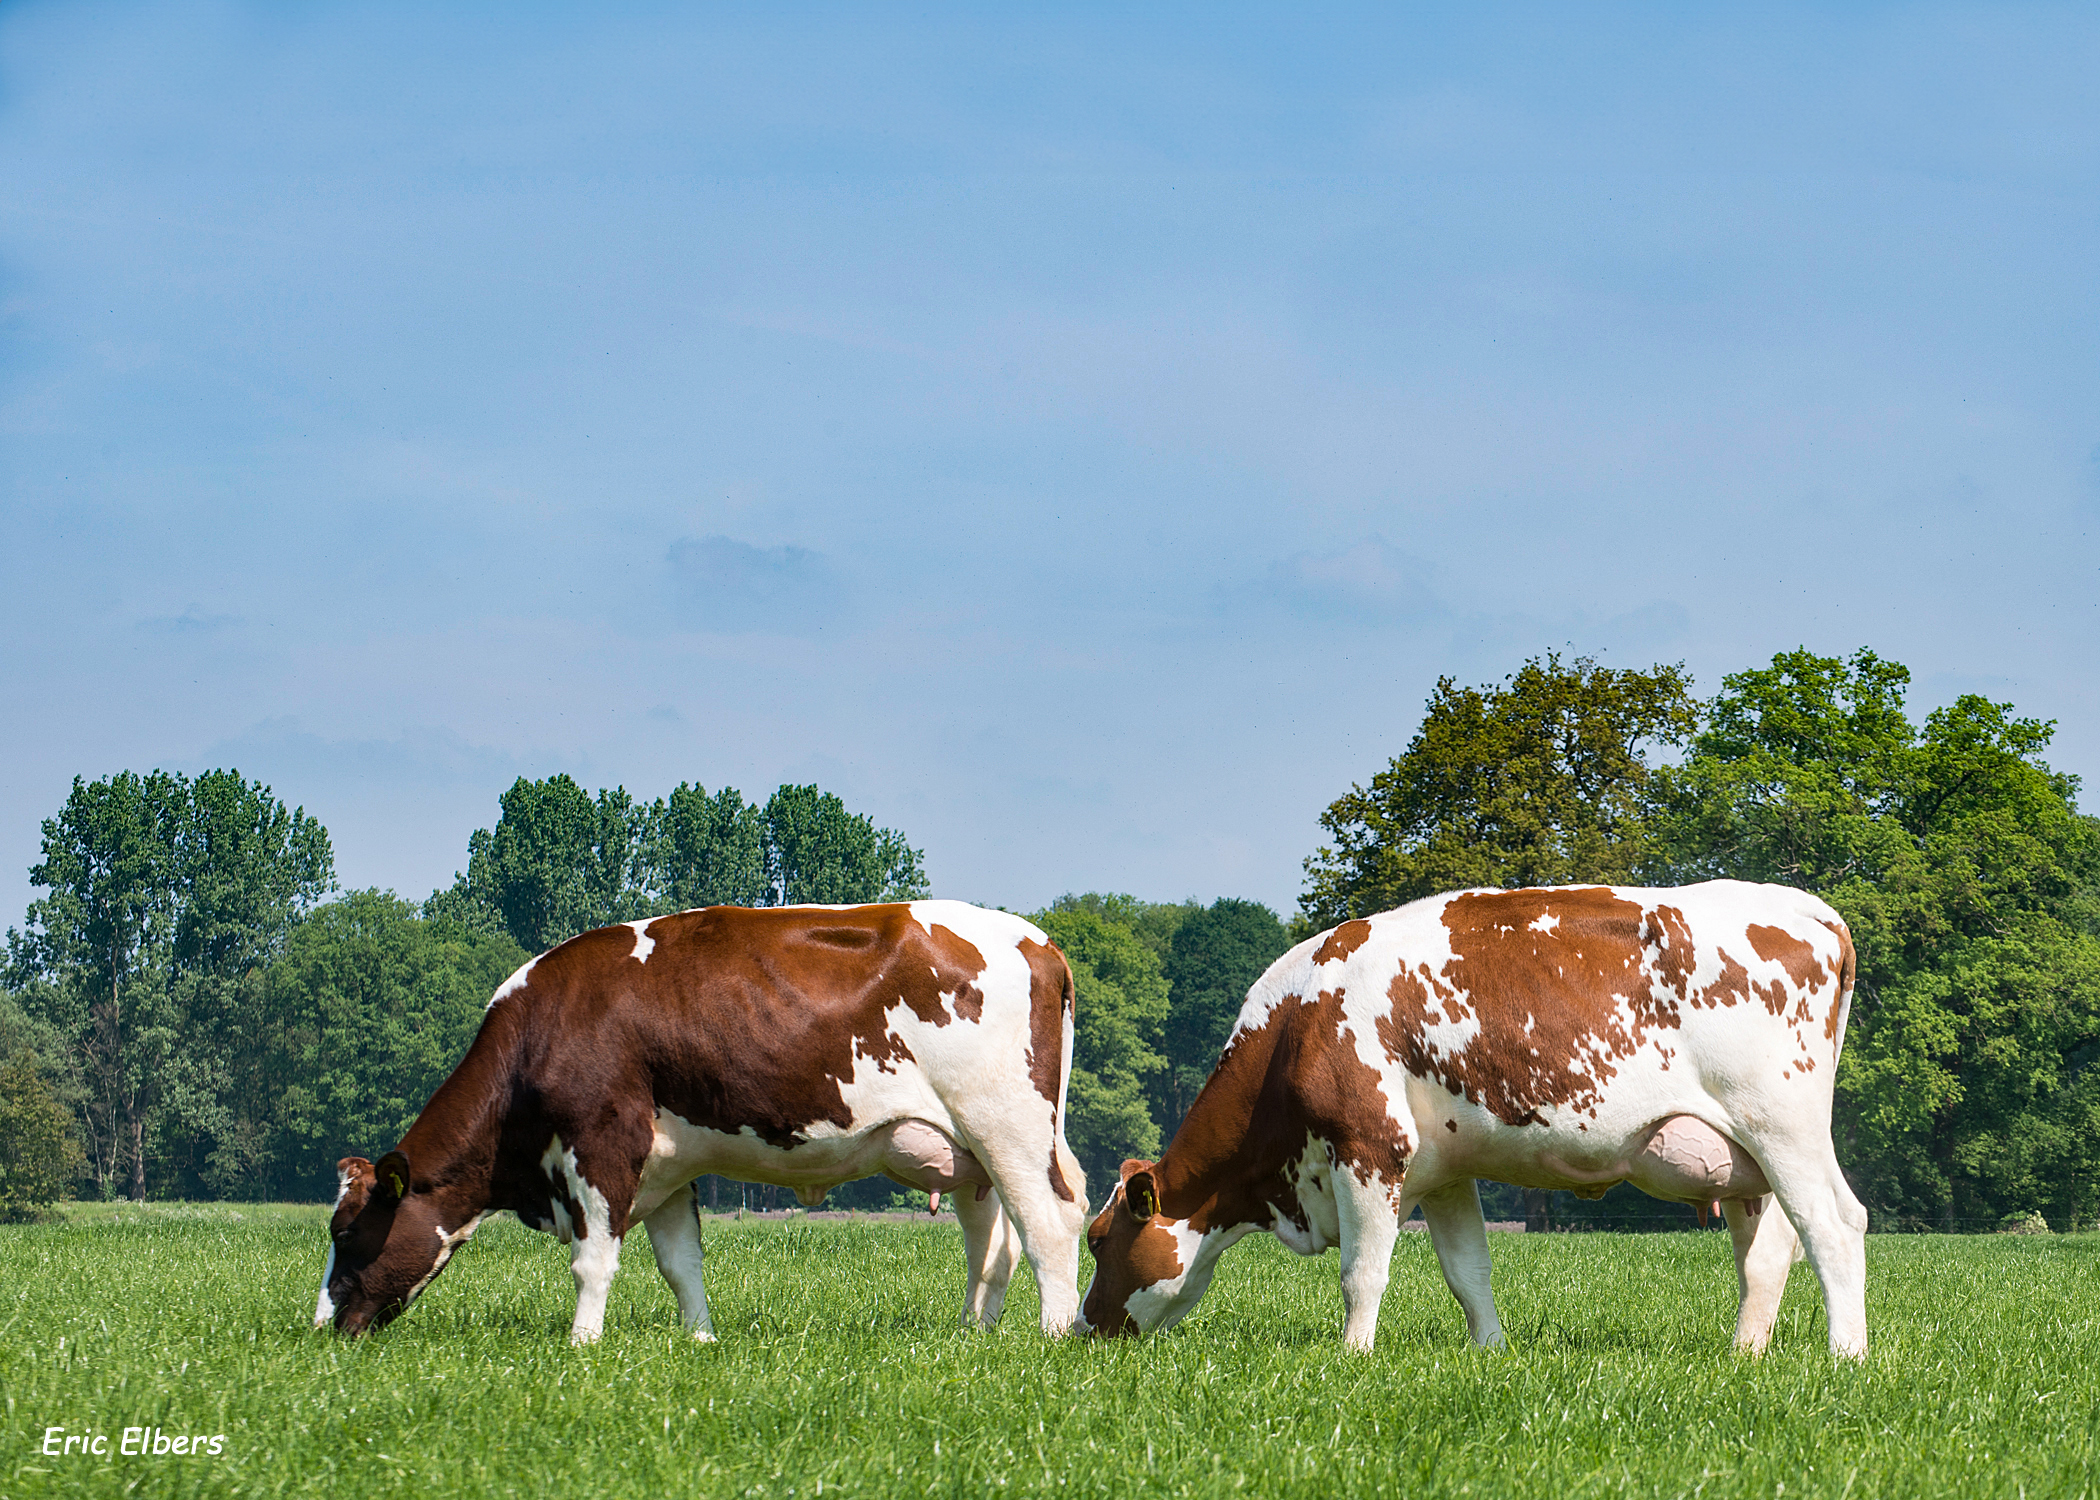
[388,1172,405,1197]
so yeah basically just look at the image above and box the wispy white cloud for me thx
[1231,536,1447,626]
[666,535,848,633]
[137,605,241,634]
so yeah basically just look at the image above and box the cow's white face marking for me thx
[314,1245,338,1327]
[489,955,538,1009]
[627,919,656,964]
[314,1165,358,1326]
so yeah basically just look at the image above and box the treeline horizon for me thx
[3,645,2096,1233]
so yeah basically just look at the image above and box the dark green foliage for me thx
[1034,903,1171,1184]
[1043,892,1198,964]
[761,783,929,907]
[5,769,333,1200]
[1659,649,2100,1231]
[260,890,529,1196]
[1301,653,1699,928]
[1159,898,1291,1132]
[448,774,657,954]
[442,775,929,954]
[0,1051,84,1219]
[659,782,769,909]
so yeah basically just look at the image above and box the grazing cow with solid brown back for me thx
[1080,881,1868,1357]
[317,901,1088,1343]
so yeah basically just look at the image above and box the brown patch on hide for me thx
[1821,919,1856,1042]
[918,920,989,1023]
[1374,887,1683,1126]
[1696,948,1750,1009]
[1644,904,1698,998]
[1021,937,1073,1108]
[1313,920,1374,966]
[1747,923,1829,994]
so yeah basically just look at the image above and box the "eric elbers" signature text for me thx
[40,1425,227,1457]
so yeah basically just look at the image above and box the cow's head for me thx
[315,1151,456,1335]
[1079,1159,1214,1337]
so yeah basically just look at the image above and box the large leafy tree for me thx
[659,782,769,909]
[449,775,657,954]
[1160,898,1292,1133]
[260,889,527,1198]
[1302,653,1699,928]
[0,1053,83,1219]
[1661,649,2100,1230]
[761,784,929,906]
[6,771,332,1198]
[442,775,930,953]
[1034,902,1171,1188]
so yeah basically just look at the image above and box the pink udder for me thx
[1628,1116,1771,1205]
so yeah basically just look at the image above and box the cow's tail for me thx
[1831,917,1859,1057]
[1053,955,1089,1210]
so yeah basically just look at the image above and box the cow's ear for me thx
[1119,1158,1155,1182]
[375,1150,412,1203]
[1125,1170,1158,1223]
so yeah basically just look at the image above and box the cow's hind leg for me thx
[951,1186,1023,1328]
[644,1182,717,1342]
[1724,1194,1799,1355]
[1334,1173,1403,1352]
[1749,1138,1869,1359]
[1417,1179,1506,1350]
[975,1137,1088,1335]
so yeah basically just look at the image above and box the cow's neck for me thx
[395,1012,516,1227]
[1152,1007,1295,1236]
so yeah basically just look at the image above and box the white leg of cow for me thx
[1334,1174,1402,1352]
[643,1185,717,1342]
[951,1186,1022,1328]
[1754,1145,1870,1359]
[974,1138,1087,1335]
[1417,1180,1506,1350]
[1723,1195,1799,1355]
[569,1224,623,1346]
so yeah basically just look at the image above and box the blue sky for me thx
[4,1,2096,926]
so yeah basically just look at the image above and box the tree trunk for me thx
[1524,1187,1551,1233]
[129,1110,147,1202]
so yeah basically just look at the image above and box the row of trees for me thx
[1305,650,2100,1232]
[3,647,2093,1231]
[429,775,929,954]
[0,775,929,1204]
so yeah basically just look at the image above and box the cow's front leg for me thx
[569,1220,622,1345]
[1417,1180,1505,1350]
[951,1185,1021,1329]
[644,1182,717,1342]
[1333,1173,1402,1352]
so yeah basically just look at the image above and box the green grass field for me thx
[3,1205,2094,1498]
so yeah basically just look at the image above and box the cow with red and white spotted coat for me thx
[317,901,1088,1343]
[1080,881,1869,1357]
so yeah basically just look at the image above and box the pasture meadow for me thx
[2,1205,2094,1499]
